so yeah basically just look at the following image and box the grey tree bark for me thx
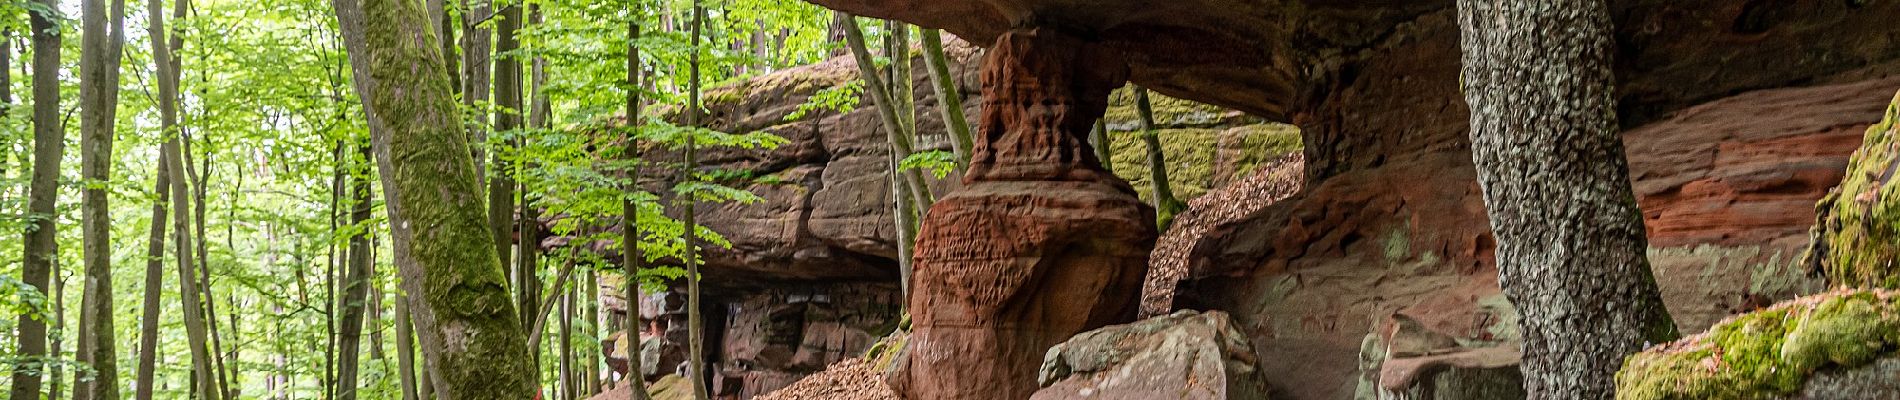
[75,0,127,397]
[1454,0,1680,397]
[10,2,64,398]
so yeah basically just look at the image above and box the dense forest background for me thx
[0,0,929,398]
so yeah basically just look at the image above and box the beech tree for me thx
[11,1,63,399]
[73,0,126,397]
[331,0,539,398]
[1455,0,1680,397]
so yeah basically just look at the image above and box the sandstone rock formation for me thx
[787,1,1900,398]
[895,28,1156,399]
[1032,310,1270,400]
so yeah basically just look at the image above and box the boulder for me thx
[1031,310,1269,400]
[1807,90,1900,287]
[1617,289,1900,400]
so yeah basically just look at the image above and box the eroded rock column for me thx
[892,28,1156,399]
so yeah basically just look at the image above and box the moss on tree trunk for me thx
[331,0,537,397]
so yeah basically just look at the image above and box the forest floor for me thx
[755,359,899,400]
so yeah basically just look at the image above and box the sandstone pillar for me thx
[893,28,1157,399]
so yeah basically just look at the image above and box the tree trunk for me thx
[919,28,973,168]
[330,0,539,398]
[1089,119,1111,172]
[324,143,343,400]
[335,144,375,400]
[460,0,491,186]
[135,154,170,400]
[50,272,66,400]
[489,0,523,272]
[181,102,234,400]
[841,15,933,212]
[397,290,421,400]
[1133,87,1185,229]
[75,0,126,397]
[10,1,64,398]
[559,281,576,400]
[621,11,654,399]
[528,259,580,349]
[1453,0,1680,397]
[684,3,710,400]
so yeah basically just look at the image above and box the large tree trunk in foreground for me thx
[1454,0,1679,397]
[75,0,127,398]
[330,0,538,398]
[11,2,64,398]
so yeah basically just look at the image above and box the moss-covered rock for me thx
[1807,90,1900,287]
[1615,289,1900,400]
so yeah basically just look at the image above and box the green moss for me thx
[1810,90,1900,288]
[1102,88,1234,128]
[1108,128,1218,202]
[1616,289,1900,400]
[1226,124,1303,181]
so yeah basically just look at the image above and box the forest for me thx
[3,0,1900,399]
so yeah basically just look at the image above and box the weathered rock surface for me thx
[895,28,1156,400]
[1617,289,1900,400]
[1031,310,1270,400]
[1806,89,1900,288]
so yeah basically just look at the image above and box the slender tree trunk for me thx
[397,291,421,400]
[135,154,170,400]
[1090,119,1111,172]
[10,1,65,398]
[919,28,973,168]
[185,134,235,400]
[885,21,914,138]
[1,27,10,198]
[527,259,580,348]
[460,0,491,185]
[620,10,654,399]
[1454,0,1680,397]
[559,281,576,400]
[324,143,342,400]
[336,144,375,400]
[75,0,126,397]
[841,15,932,212]
[330,0,539,398]
[583,267,600,396]
[684,3,710,400]
[50,272,66,400]
[489,0,523,272]
[1133,87,1185,229]
[156,12,222,391]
